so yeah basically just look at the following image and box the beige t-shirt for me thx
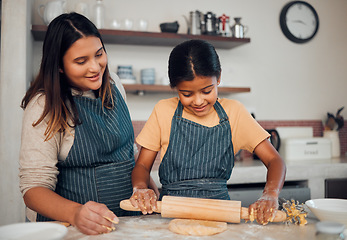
[136,97,270,160]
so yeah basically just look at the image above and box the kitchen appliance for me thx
[230,17,248,38]
[183,10,202,35]
[120,196,287,223]
[276,127,332,161]
[229,181,311,207]
[218,14,232,37]
[204,11,218,35]
[38,0,66,25]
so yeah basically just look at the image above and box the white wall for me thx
[1,0,346,225]
[0,0,32,225]
[31,0,347,121]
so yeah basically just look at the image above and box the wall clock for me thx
[280,1,319,43]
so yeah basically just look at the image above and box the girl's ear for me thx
[217,70,222,85]
[59,68,64,73]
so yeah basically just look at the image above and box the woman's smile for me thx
[87,72,101,81]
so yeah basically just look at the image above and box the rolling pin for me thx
[120,196,287,223]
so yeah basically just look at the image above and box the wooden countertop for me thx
[62,214,335,240]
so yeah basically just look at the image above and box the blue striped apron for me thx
[159,100,234,200]
[37,86,137,221]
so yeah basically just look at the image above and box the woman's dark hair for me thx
[21,12,114,141]
[168,39,221,88]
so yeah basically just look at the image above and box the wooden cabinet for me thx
[31,25,251,94]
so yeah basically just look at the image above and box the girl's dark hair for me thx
[168,39,221,88]
[21,12,114,141]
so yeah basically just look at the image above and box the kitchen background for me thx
[1,0,347,225]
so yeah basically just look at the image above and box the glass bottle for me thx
[93,0,105,29]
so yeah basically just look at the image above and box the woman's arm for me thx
[249,139,286,225]
[24,187,117,235]
[130,147,158,214]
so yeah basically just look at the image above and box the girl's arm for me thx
[130,147,158,214]
[24,187,117,235]
[249,139,286,225]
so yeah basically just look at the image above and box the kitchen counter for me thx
[151,156,347,199]
[63,156,347,239]
[62,214,346,240]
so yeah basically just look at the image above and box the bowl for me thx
[159,21,179,33]
[0,222,67,240]
[305,198,347,226]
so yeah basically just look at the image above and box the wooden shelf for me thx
[123,84,250,94]
[31,25,251,49]
[31,25,251,94]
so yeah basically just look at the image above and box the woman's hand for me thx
[129,188,157,215]
[248,193,279,225]
[72,201,119,235]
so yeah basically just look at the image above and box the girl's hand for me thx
[248,193,279,225]
[72,201,119,235]
[130,188,157,215]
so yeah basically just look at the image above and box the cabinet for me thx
[31,25,251,94]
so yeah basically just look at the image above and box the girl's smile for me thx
[176,76,220,117]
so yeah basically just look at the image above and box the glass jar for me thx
[93,0,105,29]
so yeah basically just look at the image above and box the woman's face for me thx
[62,36,107,91]
[176,75,220,117]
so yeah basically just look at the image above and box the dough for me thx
[168,219,227,236]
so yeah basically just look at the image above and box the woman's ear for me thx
[59,68,64,73]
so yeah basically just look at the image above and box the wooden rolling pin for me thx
[120,196,287,223]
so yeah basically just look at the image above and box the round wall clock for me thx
[280,1,319,43]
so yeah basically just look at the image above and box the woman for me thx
[19,13,149,235]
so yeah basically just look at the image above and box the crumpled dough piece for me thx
[168,219,227,236]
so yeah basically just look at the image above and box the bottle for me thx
[93,0,105,29]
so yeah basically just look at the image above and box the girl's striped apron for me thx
[159,100,234,200]
[37,86,137,221]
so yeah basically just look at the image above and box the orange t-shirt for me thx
[136,97,269,160]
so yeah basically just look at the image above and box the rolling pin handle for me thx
[241,207,287,222]
[120,199,162,213]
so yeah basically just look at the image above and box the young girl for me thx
[130,39,286,225]
[19,13,153,235]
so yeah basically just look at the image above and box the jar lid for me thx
[316,221,345,235]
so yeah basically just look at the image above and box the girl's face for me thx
[176,75,220,117]
[62,36,107,91]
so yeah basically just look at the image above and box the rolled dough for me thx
[168,219,227,236]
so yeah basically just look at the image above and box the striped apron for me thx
[159,100,234,200]
[37,86,137,221]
